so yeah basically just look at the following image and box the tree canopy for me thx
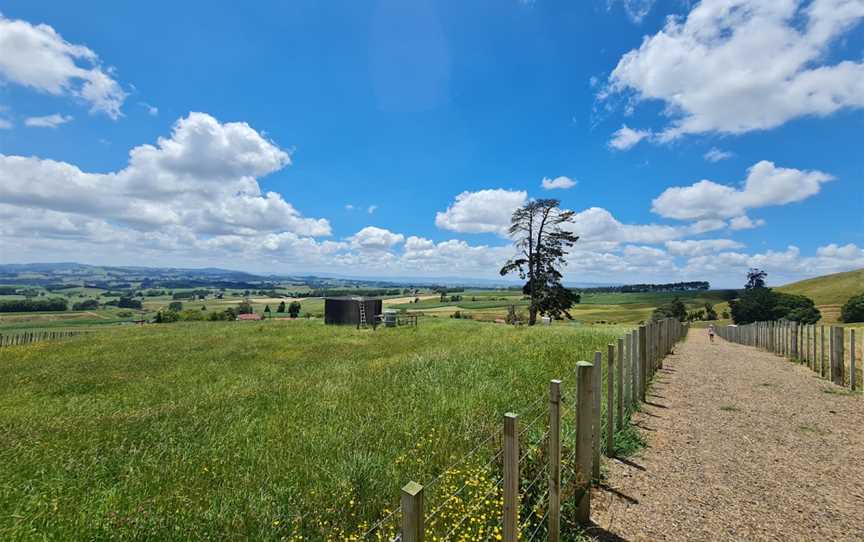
[500,199,580,325]
[730,269,821,324]
[840,292,864,323]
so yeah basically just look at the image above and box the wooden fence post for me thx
[606,344,615,457]
[592,351,602,480]
[851,330,857,392]
[820,325,827,378]
[548,380,561,542]
[401,481,424,542]
[616,337,624,431]
[503,413,519,542]
[574,361,593,524]
[832,327,844,386]
[630,331,638,408]
[638,326,647,402]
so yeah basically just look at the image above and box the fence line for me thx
[0,329,89,348]
[360,317,689,541]
[715,320,862,391]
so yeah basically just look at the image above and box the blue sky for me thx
[1,0,862,287]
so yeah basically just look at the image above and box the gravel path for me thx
[590,330,864,541]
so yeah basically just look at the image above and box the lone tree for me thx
[288,301,302,318]
[500,199,580,325]
[745,268,767,289]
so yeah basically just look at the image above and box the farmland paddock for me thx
[359,318,688,541]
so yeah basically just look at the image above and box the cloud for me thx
[349,226,405,250]
[728,215,765,230]
[704,147,733,162]
[0,118,11,129]
[345,204,355,211]
[139,102,158,116]
[652,160,833,221]
[0,14,127,118]
[567,207,725,247]
[24,113,73,128]
[435,189,528,236]
[367,204,378,214]
[665,239,744,256]
[541,176,577,190]
[607,0,656,24]
[0,112,330,240]
[683,243,864,285]
[604,0,864,140]
[608,124,651,150]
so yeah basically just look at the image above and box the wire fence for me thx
[0,329,90,348]
[717,321,862,391]
[354,318,689,542]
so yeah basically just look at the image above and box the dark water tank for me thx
[324,297,383,325]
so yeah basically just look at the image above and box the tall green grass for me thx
[0,319,625,540]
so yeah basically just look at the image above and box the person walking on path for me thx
[707,323,715,343]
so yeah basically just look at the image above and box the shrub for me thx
[0,298,68,312]
[72,299,100,310]
[155,310,179,323]
[288,301,301,318]
[841,292,864,323]
[168,301,183,312]
[117,297,143,310]
[179,309,205,321]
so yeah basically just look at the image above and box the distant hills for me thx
[0,262,616,289]
[778,268,864,306]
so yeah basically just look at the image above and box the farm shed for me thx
[324,297,382,326]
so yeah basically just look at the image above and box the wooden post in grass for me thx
[503,413,519,542]
[606,344,615,457]
[630,331,638,407]
[574,361,593,524]
[616,337,624,430]
[851,330,857,391]
[791,324,798,361]
[638,326,647,402]
[821,325,827,378]
[401,481,424,542]
[592,351,602,480]
[548,380,561,542]
[832,327,844,386]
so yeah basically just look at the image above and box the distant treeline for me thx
[287,288,405,298]
[0,298,68,312]
[172,289,212,300]
[142,280,274,290]
[577,281,710,293]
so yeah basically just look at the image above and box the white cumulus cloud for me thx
[435,189,528,236]
[541,176,577,190]
[0,14,127,118]
[652,160,833,221]
[349,226,405,250]
[0,112,329,241]
[605,0,864,140]
[608,124,651,150]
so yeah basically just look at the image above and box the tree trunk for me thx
[529,306,538,326]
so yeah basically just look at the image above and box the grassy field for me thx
[777,268,864,323]
[0,318,626,540]
[389,289,733,325]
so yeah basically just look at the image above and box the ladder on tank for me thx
[357,299,368,329]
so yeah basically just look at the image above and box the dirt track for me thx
[590,330,864,541]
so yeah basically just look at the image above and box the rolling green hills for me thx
[777,268,864,306]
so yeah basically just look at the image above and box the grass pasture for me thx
[390,289,734,325]
[0,318,624,540]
